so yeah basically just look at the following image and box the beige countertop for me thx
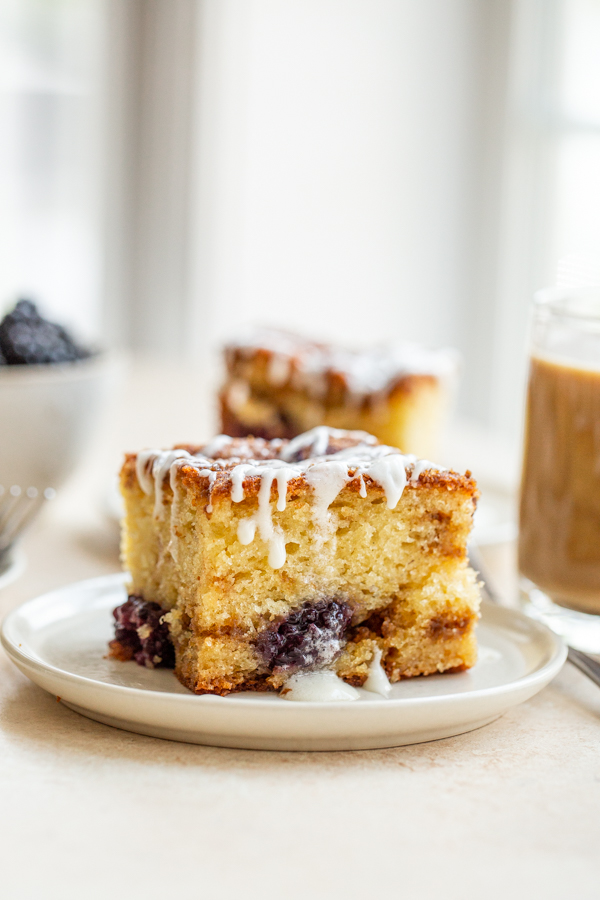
[1,360,599,900]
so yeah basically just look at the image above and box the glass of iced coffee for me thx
[519,285,600,650]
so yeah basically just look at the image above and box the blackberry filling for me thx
[110,596,175,668]
[256,599,352,672]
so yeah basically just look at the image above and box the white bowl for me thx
[0,353,117,491]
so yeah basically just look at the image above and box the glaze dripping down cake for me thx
[112,427,480,696]
[220,328,459,458]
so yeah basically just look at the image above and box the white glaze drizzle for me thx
[357,451,407,510]
[357,473,367,498]
[154,451,193,517]
[201,434,233,458]
[363,647,392,697]
[280,425,376,462]
[228,327,460,399]
[282,670,360,702]
[226,379,250,410]
[203,471,218,513]
[267,352,291,386]
[136,449,160,495]
[230,461,299,568]
[167,464,185,562]
[136,449,193,518]
[237,517,256,545]
[257,467,286,568]
[135,427,446,569]
[304,460,350,538]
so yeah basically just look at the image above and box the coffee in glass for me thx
[519,286,600,648]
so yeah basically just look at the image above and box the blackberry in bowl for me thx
[0,299,91,366]
[0,300,117,490]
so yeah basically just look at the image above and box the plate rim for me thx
[0,571,567,711]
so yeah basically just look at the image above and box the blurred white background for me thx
[2,0,600,442]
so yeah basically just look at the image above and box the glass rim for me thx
[534,285,600,321]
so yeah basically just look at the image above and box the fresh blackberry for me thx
[256,598,352,672]
[0,299,90,365]
[10,299,38,319]
[110,596,175,668]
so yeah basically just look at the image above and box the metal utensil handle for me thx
[468,543,503,605]
[567,647,600,688]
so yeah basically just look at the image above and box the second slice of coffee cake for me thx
[113,427,480,696]
[220,328,459,459]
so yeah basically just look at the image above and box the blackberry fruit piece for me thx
[110,596,175,668]
[0,298,90,365]
[10,299,38,319]
[256,598,353,672]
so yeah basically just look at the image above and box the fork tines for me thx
[0,485,55,558]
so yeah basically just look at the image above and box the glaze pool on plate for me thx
[1,573,566,751]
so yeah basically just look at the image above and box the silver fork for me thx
[0,485,55,563]
[469,543,600,689]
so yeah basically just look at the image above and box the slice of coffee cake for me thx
[112,427,480,696]
[220,328,459,458]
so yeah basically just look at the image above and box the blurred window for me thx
[554,0,600,281]
[0,0,105,340]
[489,0,600,436]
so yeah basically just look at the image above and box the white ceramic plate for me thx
[1,573,565,751]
